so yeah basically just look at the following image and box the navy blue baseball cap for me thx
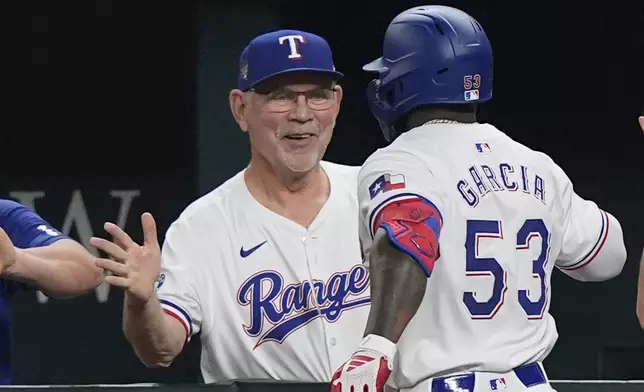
[237,29,343,91]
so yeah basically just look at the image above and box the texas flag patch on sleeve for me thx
[369,173,406,199]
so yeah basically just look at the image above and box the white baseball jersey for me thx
[156,161,370,383]
[357,122,616,389]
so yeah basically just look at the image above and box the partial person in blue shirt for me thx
[0,198,103,384]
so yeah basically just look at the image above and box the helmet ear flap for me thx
[366,78,399,143]
[381,80,399,109]
[367,79,384,108]
[368,78,400,110]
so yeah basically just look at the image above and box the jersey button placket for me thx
[304,233,335,364]
[310,236,337,352]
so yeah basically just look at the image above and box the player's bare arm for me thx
[334,185,442,391]
[637,248,644,329]
[365,229,427,342]
[637,116,644,328]
[90,213,185,367]
[122,291,186,367]
[332,227,418,392]
[0,229,102,297]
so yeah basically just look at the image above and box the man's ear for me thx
[229,89,249,132]
[332,84,344,117]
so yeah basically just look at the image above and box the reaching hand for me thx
[0,228,17,275]
[90,212,161,305]
[331,335,395,392]
[639,116,643,133]
[331,350,393,392]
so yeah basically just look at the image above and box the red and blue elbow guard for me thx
[371,196,443,277]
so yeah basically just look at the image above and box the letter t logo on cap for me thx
[278,35,306,59]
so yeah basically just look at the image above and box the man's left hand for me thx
[331,334,395,392]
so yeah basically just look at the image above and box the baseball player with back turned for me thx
[332,6,627,392]
[91,30,371,382]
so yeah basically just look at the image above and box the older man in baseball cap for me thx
[229,29,345,178]
[93,29,371,383]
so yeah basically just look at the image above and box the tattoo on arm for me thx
[365,229,427,343]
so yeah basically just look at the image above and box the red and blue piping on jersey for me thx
[236,265,370,348]
[369,193,443,277]
[160,299,194,339]
[558,210,609,271]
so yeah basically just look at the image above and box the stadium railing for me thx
[2,380,643,392]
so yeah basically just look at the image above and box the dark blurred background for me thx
[12,0,644,385]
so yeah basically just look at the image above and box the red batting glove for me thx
[331,334,396,392]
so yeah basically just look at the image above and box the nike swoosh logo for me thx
[240,241,267,258]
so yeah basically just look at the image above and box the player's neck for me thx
[246,156,325,195]
[405,108,476,131]
[245,155,330,227]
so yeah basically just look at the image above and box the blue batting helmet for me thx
[363,6,493,142]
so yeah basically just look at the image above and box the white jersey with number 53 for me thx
[357,122,626,389]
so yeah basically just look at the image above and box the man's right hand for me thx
[90,212,161,306]
[638,116,643,132]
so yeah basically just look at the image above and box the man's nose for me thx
[289,95,314,122]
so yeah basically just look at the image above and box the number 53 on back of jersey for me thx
[463,218,550,320]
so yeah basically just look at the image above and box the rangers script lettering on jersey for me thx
[156,161,370,383]
[357,122,624,391]
[237,265,370,347]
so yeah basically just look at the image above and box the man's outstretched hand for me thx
[90,212,161,307]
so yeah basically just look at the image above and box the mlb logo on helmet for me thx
[464,89,480,101]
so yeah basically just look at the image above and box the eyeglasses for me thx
[254,87,336,112]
